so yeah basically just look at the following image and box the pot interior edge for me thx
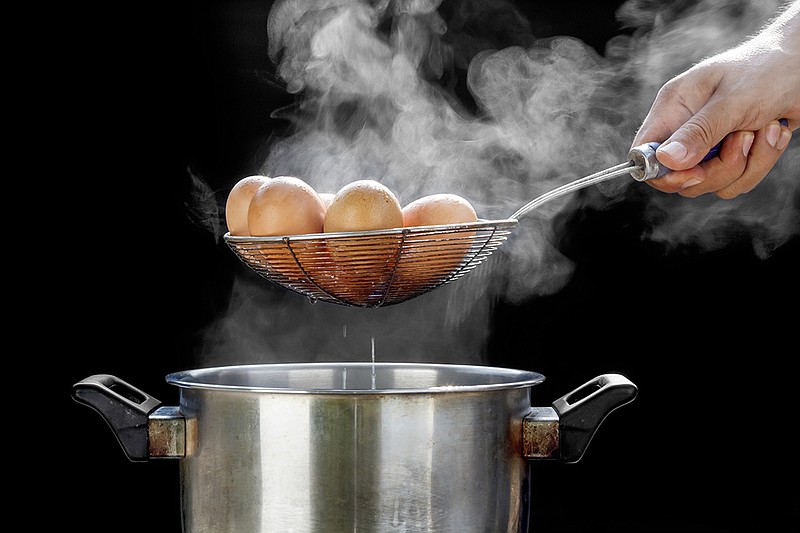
[165,362,545,394]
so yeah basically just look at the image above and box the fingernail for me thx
[659,141,688,161]
[777,129,791,150]
[742,132,755,157]
[680,178,703,189]
[766,123,781,147]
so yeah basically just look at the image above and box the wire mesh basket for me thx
[224,219,517,307]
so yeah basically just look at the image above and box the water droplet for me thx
[371,337,376,389]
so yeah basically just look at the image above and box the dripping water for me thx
[371,336,376,390]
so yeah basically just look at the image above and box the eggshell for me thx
[225,175,270,236]
[246,176,328,287]
[398,193,479,293]
[401,193,478,227]
[323,180,403,233]
[321,180,404,304]
[247,176,326,236]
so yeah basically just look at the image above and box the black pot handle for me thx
[72,374,163,462]
[553,373,638,463]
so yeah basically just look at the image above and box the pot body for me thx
[171,363,542,533]
[73,363,637,533]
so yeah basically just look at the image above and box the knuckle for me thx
[655,80,681,103]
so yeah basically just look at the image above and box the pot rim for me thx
[165,362,545,395]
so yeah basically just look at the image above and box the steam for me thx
[190,0,798,365]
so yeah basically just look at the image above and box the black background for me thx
[54,1,798,532]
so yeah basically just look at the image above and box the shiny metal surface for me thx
[508,161,635,220]
[224,220,516,308]
[166,363,545,533]
[627,143,662,181]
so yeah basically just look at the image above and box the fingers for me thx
[645,120,792,198]
[713,121,792,198]
[672,130,752,198]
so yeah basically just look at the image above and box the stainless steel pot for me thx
[73,362,636,533]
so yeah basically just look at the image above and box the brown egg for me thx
[246,176,328,289]
[225,175,270,236]
[398,193,479,294]
[401,193,478,227]
[248,176,326,236]
[323,180,403,233]
[322,180,404,305]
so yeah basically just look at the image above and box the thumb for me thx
[656,105,736,170]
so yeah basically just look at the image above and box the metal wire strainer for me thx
[225,220,516,307]
[225,144,672,307]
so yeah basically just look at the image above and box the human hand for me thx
[632,0,799,199]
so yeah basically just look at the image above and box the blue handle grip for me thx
[700,143,722,163]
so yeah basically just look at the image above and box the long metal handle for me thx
[509,162,634,220]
